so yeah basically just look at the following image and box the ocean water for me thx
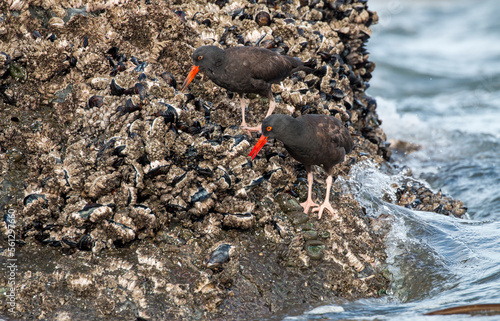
[283,0,500,320]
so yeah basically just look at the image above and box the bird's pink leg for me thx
[312,175,339,220]
[300,171,319,214]
[239,96,254,136]
[242,92,276,133]
[264,94,276,118]
[239,96,248,128]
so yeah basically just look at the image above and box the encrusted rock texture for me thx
[0,0,465,319]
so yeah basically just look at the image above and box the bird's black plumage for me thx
[190,46,309,96]
[262,114,353,172]
[250,114,353,219]
[181,45,312,132]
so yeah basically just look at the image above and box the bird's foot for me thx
[312,201,339,220]
[241,125,262,133]
[239,122,251,137]
[243,129,252,137]
[300,199,319,215]
[241,125,262,137]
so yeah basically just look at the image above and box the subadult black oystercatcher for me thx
[249,114,354,219]
[180,45,311,133]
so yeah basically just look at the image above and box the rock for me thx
[0,0,463,320]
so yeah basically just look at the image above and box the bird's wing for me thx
[308,115,353,155]
[226,47,301,83]
[328,119,353,154]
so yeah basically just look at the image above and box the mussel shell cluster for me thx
[397,179,467,217]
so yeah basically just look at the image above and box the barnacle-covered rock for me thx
[70,204,113,226]
[0,0,464,320]
[23,193,47,207]
[222,213,255,230]
[396,179,467,217]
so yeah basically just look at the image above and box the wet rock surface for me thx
[0,0,465,319]
[396,179,467,218]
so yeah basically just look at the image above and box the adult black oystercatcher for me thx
[180,45,311,133]
[249,114,354,219]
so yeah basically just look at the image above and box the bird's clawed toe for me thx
[241,124,262,137]
[300,199,319,215]
[241,125,262,133]
[312,201,339,220]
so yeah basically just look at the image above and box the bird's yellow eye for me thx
[266,126,272,131]
[197,55,203,60]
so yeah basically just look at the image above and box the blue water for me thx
[284,0,500,320]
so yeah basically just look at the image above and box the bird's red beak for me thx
[180,65,199,92]
[249,135,268,160]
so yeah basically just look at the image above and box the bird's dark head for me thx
[181,46,225,92]
[249,114,295,160]
[261,114,294,140]
[192,46,225,70]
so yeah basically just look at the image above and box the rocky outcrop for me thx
[0,0,463,319]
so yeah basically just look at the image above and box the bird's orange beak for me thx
[180,65,199,92]
[249,135,268,160]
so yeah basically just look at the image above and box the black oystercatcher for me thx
[180,45,311,133]
[249,114,354,219]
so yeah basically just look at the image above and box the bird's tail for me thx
[304,59,316,70]
[292,59,316,74]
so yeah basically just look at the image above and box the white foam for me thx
[305,305,345,314]
[374,97,424,142]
